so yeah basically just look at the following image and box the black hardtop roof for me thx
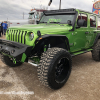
[43,8,99,16]
[43,8,76,14]
[77,9,99,16]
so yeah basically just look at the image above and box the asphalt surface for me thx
[0,36,100,100]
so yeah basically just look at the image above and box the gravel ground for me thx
[0,36,100,100]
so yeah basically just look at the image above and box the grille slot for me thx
[9,30,27,44]
[11,30,13,41]
[24,31,27,44]
[21,31,24,43]
[13,30,15,41]
[18,31,21,43]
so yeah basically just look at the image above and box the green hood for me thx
[9,24,73,35]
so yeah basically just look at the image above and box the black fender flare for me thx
[93,33,100,46]
[32,35,70,56]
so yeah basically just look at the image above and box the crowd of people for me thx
[0,21,8,37]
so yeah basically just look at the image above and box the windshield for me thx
[40,14,75,24]
[28,13,34,19]
[29,12,40,19]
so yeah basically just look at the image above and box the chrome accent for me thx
[28,59,38,67]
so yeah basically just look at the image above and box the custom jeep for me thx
[0,8,100,90]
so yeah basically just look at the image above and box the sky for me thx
[0,0,95,20]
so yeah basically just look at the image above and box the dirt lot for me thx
[0,36,100,100]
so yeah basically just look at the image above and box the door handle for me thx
[85,32,89,34]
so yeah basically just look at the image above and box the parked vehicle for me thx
[0,8,100,89]
[28,8,46,24]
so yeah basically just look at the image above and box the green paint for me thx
[48,19,61,23]
[73,49,93,56]
[21,53,27,63]
[44,45,47,52]
[32,57,40,64]
[1,52,12,58]
[13,58,16,64]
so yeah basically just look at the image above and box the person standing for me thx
[2,21,8,35]
[0,22,1,37]
[1,22,3,36]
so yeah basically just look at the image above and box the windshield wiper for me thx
[40,22,47,23]
[49,22,60,24]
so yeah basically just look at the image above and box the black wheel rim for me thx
[55,57,70,83]
[7,56,19,64]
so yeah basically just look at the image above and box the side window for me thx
[90,15,96,27]
[97,16,100,29]
[77,13,87,27]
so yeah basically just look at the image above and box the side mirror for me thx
[77,19,86,27]
[67,20,72,25]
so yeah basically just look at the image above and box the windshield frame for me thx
[40,12,77,25]
[39,10,78,31]
[28,13,35,19]
[40,13,75,24]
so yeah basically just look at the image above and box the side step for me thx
[28,49,92,66]
[71,49,93,57]
[28,59,38,67]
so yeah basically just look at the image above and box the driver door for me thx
[70,13,88,52]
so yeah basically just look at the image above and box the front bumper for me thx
[0,39,33,62]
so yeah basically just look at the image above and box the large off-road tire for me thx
[92,39,100,61]
[1,55,22,67]
[37,48,72,90]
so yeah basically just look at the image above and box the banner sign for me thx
[92,0,100,14]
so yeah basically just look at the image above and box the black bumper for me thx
[0,39,33,61]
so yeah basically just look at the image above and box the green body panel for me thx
[4,9,100,63]
[72,48,93,56]
[69,10,98,52]
[7,23,98,53]
[21,53,27,63]
[7,24,73,48]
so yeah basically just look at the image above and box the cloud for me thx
[51,0,93,11]
[0,0,94,20]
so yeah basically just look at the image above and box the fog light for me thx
[11,50,15,54]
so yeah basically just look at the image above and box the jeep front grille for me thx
[8,30,27,44]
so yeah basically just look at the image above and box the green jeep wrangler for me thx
[0,8,100,90]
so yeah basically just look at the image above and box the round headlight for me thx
[29,33,34,40]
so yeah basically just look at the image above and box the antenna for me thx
[59,0,61,9]
[48,0,62,9]
[48,0,52,6]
